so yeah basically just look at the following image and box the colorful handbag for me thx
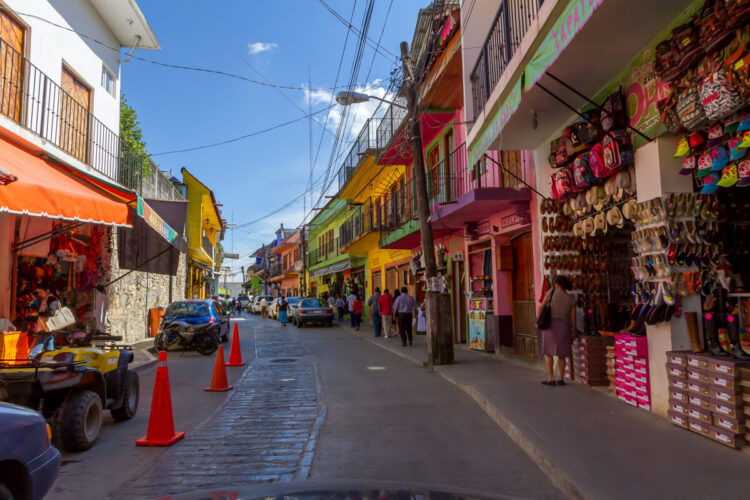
[698,69,744,120]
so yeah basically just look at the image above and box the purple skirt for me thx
[541,319,572,357]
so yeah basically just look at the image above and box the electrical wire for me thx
[316,0,399,62]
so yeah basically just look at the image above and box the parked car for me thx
[292,298,334,327]
[236,295,251,311]
[251,296,273,314]
[268,297,301,320]
[162,299,230,343]
[0,402,61,500]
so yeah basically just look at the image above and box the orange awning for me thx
[0,137,131,227]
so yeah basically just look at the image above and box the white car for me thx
[251,296,273,314]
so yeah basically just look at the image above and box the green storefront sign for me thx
[468,79,523,168]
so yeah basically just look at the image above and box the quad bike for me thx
[0,330,139,452]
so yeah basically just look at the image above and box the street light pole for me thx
[400,41,453,366]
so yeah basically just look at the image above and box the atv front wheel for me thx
[195,334,218,356]
[111,370,139,421]
[55,390,103,451]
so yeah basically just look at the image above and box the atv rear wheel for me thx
[111,370,139,421]
[55,390,102,451]
[195,334,218,356]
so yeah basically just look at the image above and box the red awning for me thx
[0,137,132,226]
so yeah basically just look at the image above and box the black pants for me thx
[397,313,413,345]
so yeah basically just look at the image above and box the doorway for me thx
[511,232,536,358]
[452,258,467,343]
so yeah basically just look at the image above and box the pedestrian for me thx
[336,295,346,323]
[538,275,577,386]
[347,290,357,327]
[327,293,337,311]
[368,287,382,337]
[260,296,269,320]
[392,287,417,346]
[236,298,242,315]
[352,295,363,330]
[416,302,426,334]
[392,288,401,337]
[378,288,394,338]
[278,298,289,327]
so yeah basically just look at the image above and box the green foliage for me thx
[216,241,225,265]
[120,94,151,177]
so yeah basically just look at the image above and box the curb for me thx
[130,339,158,372]
[344,325,588,500]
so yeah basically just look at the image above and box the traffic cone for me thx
[205,345,233,392]
[226,323,245,367]
[136,351,185,446]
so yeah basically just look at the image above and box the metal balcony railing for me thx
[339,199,374,248]
[0,39,121,181]
[269,262,282,277]
[470,0,544,118]
[427,144,525,207]
[336,117,380,191]
[375,97,408,152]
[377,178,416,233]
[307,237,341,267]
[201,233,214,260]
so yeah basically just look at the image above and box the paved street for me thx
[50,313,561,499]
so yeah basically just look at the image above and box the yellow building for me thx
[181,167,224,299]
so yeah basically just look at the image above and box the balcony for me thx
[469,0,544,119]
[307,237,340,268]
[337,117,380,192]
[269,262,282,278]
[375,98,408,165]
[201,233,214,261]
[0,39,121,181]
[339,199,379,253]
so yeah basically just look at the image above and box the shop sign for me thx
[500,212,530,229]
[525,0,606,91]
[477,221,492,235]
[136,196,178,245]
[452,251,464,262]
[469,79,523,168]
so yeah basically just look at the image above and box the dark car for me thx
[293,298,334,327]
[162,299,230,343]
[0,402,61,500]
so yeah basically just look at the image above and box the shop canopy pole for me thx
[12,221,86,253]
[97,245,175,291]
[544,72,654,143]
[482,154,548,199]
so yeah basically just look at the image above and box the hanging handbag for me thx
[536,290,555,330]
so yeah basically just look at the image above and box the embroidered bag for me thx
[699,0,733,53]
[550,167,574,200]
[601,130,634,174]
[601,89,627,131]
[676,80,709,131]
[572,153,597,191]
[698,69,744,120]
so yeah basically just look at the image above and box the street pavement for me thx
[49,312,562,499]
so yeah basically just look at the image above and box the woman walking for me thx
[391,289,401,337]
[352,295,363,330]
[278,298,289,327]
[538,276,577,386]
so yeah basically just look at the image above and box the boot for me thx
[726,310,750,360]
[704,311,729,357]
[685,312,702,353]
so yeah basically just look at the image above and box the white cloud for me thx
[248,42,278,54]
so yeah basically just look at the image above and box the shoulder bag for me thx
[536,290,555,330]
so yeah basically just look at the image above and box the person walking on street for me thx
[236,299,242,315]
[538,275,577,386]
[417,302,426,334]
[278,298,289,327]
[260,296,269,320]
[336,295,346,323]
[327,293,336,311]
[352,295,363,330]
[368,287,382,337]
[347,290,357,327]
[378,289,394,338]
[391,289,401,337]
[392,287,417,346]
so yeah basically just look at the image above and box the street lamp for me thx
[336,91,407,109]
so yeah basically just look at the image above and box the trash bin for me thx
[148,307,164,338]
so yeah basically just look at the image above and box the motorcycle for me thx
[154,319,219,356]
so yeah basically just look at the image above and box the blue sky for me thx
[123,0,427,279]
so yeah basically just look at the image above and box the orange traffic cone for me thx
[226,323,245,367]
[136,351,185,446]
[205,345,233,392]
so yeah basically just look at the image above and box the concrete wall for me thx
[141,169,184,202]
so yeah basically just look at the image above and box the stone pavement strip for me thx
[125,326,325,497]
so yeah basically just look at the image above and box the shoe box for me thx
[606,345,616,394]
[615,334,650,411]
[666,352,749,449]
[573,335,613,386]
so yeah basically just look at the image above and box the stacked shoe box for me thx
[606,345,616,394]
[666,351,691,429]
[680,354,747,449]
[614,334,650,410]
[741,368,750,446]
[572,336,613,386]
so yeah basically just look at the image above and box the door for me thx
[372,270,382,293]
[0,11,24,122]
[443,130,454,201]
[511,232,537,358]
[452,259,467,343]
[428,146,440,199]
[60,68,90,162]
[385,267,397,293]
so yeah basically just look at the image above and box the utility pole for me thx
[400,41,453,365]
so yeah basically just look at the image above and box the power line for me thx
[316,0,399,61]
[150,104,335,156]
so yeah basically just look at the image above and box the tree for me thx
[120,94,151,178]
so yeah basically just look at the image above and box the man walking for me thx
[378,289,393,338]
[392,287,417,346]
[368,287,382,337]
[327,293,336,312]
[347,290,357,327]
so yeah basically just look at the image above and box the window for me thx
[101,64,116,96]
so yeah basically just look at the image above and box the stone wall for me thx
[105,231,187,345]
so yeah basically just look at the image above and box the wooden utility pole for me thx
[400,41,453,365]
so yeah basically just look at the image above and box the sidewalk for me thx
[129,338,158,371]
[343,320,750,500]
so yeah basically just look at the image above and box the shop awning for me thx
[309,259,351,278]
[117,198,187,276]
[0,137,132,226]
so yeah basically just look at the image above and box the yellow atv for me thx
[0,330,139,451]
